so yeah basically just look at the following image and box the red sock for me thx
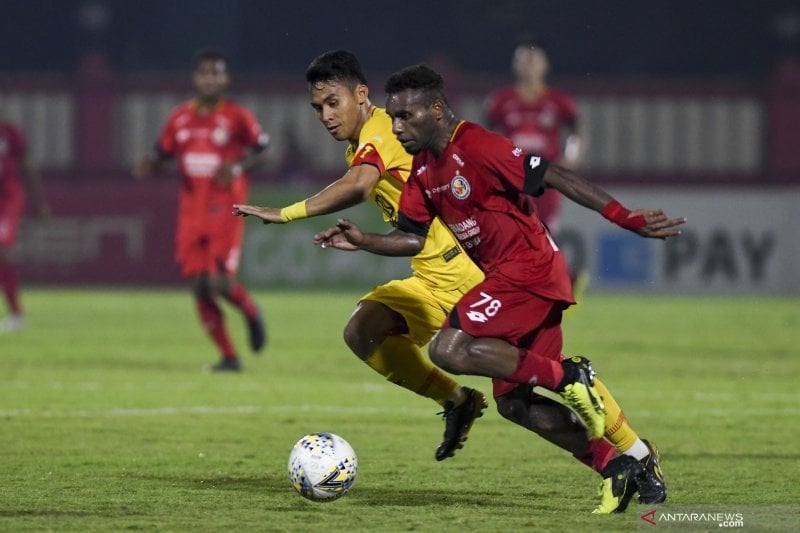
[223,282,259,319]
[507,348,564,389]
[195,297,237,359]
[0,262,22,316]
[573,438,617,473]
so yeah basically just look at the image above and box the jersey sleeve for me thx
[157,110,178,157]
[350,142,387,175]
[397,166,434,237]
[349,115,406,176]
[238,106,270,150]
[478,130,550,197]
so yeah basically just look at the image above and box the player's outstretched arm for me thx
[313,218,425,257]
[234,164,381,225]
[542,164,686,239]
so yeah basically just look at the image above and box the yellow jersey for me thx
[345,107,482,290]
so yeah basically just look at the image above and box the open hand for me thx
[631,209,686,239]
[313,218,364,251]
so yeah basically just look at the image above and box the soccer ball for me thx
[287,432,358,502]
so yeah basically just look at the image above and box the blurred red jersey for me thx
[0,123,27,248]
[398,121,573,305]
[485,87,577,226]
[485,86,576,161]
[158,98,266,215]
[157,98,267,276]
[0,123,27,200]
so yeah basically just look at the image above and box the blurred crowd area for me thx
[2,0,800,186]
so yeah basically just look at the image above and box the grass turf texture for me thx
[1,289,798,531]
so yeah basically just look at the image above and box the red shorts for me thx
[176,192,245,278]
[0,191,25,249]
[445,273,567,398]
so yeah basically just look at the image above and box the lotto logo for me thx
[465,292,502,323]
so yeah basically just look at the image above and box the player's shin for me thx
[365,336,459,406]
[195,296,237,359]
[594,378,648,458]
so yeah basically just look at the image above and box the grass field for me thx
[1,289,798,531]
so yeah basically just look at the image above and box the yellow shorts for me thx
[361,271,483,346]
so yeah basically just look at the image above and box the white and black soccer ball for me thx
[288,432,358,502]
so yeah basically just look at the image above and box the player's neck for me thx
[348,100,373,145]
[195,96,223,113]
[515,80,547,101]
[430,114,460,158]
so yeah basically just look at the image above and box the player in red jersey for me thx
[486,36,582,232]
[134,48,269,371]
[0,106,49,333]
[315,65,685,513]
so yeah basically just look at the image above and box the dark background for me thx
[2,0,799,78]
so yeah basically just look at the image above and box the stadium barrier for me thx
[13,182,799,295]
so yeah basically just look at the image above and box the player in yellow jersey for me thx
[234,50,488,460]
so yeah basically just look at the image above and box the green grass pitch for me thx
[1,289,798,531]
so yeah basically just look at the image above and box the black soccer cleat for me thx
[208,357,242,372]
[593,454,644,514]
[435,387,488,461]
[247,310,267,353]
[637,439,667,504]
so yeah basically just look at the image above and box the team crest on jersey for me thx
[450,175,471,200]
[212,127,229,145]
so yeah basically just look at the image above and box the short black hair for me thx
[384,64,448,106]
[514,34,548,56]
[194,47,227,69]
[305,50,368,88]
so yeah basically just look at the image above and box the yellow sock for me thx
[364,336,459,406]
[594,377,640,452]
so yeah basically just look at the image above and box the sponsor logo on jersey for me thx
[451,153,465,167]
[450,175,471,200]
[512,147,523,158]
[416,165,427,176]
[212,127,229,146]
[442,245,462,262]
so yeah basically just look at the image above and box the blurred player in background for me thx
[486,36,587,291]
[0,97,49,333]
[234,50,488,460]
[316,65,682,513]
[134,48,269,371]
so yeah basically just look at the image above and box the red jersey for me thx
[485,87,576,161]
[0,123,27,200]
[398,121,573,304]
[158,99,267,217]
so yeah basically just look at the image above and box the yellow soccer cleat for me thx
[592,455,643,514]
[556,356,606,439]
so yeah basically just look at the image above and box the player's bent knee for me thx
[495,395,526,423]
[429,342,462,375]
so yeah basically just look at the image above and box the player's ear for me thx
[431,99,445,120]
[356,84,369,105]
